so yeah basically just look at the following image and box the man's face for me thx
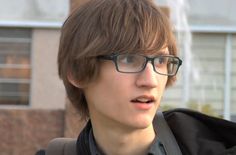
[83,48,168,129]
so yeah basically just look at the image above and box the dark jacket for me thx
[37,108,236,155]
[164,109,236,155]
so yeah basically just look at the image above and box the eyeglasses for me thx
[98,53,182,76]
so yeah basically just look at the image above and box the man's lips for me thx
[131,95,155,104]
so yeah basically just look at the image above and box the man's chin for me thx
[129,115,154,129]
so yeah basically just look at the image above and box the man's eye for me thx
[154,57,169,68]
[119,55,136,64]
[157,57,167,64]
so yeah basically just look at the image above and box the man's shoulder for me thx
[163,108,236,155]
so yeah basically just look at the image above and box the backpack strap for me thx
[153,111,182,155]
[45,138,77,155]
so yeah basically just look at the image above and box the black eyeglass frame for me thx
[97,53,182,76]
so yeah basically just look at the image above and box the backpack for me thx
[44,111,182,155]
[163,109,236,155]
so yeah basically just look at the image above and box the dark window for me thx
[0,28,31,105]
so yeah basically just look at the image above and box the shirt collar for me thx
[148,137,167,155]
[89,129,105,155]
[88,129,167,155]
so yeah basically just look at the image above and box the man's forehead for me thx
[142,47,169,55]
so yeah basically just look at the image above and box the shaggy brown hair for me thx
[58,0,178,119]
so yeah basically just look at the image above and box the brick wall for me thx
[0,109,64,155]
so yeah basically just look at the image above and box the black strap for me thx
[153,111,182,155]
[45,138,77,155]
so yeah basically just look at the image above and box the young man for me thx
[42,0,236,155]
[58,0,181,154]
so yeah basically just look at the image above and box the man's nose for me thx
[135,62,158,88]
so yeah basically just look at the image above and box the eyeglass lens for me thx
[116,54,180,75]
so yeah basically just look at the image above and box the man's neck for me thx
[91,119,156,155]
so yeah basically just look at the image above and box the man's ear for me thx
[67,73,84,88]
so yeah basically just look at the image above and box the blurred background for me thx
[0,0,235,154]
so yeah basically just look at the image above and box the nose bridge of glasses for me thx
[141,56,156,72]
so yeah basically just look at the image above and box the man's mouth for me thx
[131,96,155,104]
